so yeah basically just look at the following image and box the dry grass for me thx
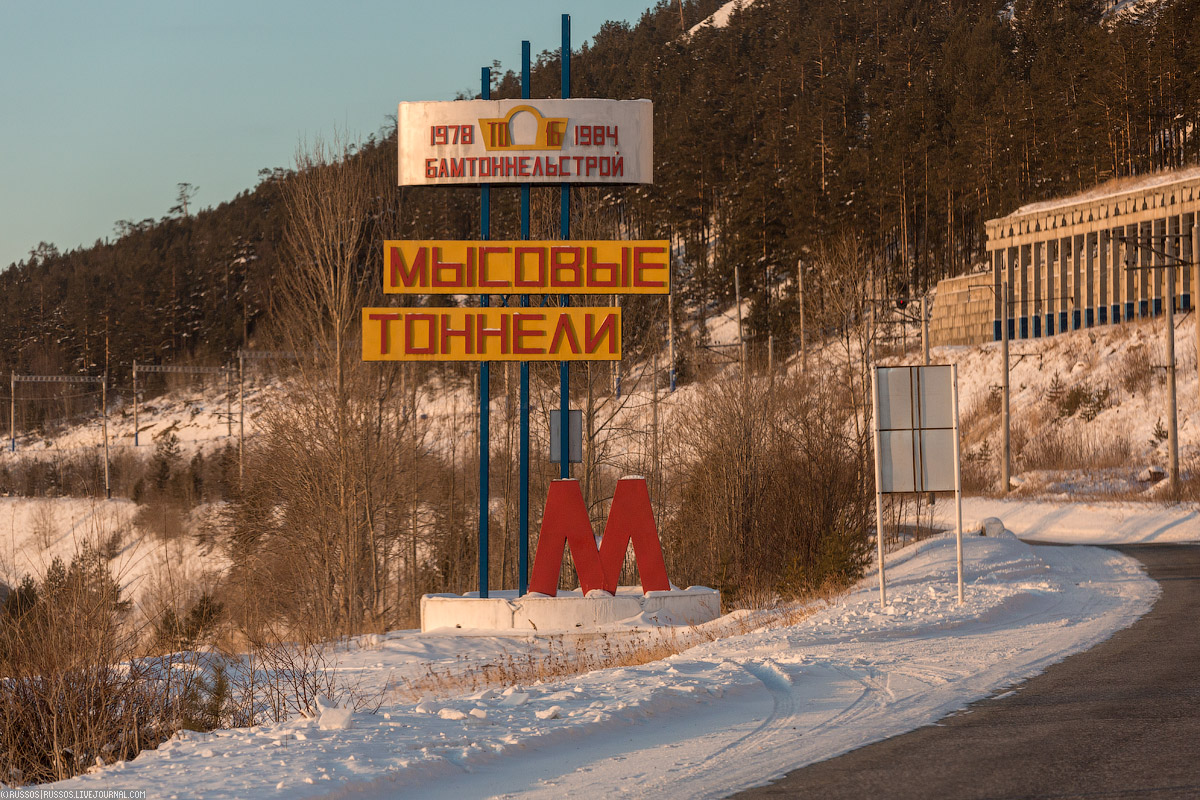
[394,595,840,702]
[220,630,389,726]
[1016,421,1131,472]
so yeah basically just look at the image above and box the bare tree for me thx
[229,135,425,637]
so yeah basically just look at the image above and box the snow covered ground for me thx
[0,496,223,613]
[937,496,1200,545]
[6,304,1196,797]
[54,523,1158,799]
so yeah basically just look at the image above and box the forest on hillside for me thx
[2,0,1198,386]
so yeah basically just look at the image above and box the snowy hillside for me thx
[927,315,1200,496]
[5,306,1198,595]
[688,0,757,36]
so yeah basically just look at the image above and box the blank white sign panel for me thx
[919,429,956,492]
[918,365,954,429]
[880,430,916,493]
[876,368,914,431]
[875,365,958,494]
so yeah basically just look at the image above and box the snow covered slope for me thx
[688,0,757,36]
[54,531,1155,799]
[917,313,1200,495]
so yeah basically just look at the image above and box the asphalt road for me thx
[734,543,1200,800]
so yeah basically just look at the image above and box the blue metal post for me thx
[518,40,531,596]
[479,66,491,599]
[559,14,571,481]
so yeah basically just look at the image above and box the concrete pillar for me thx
[1046,239,1056,335]
[1152,217,1166,315]
[1125,223,1138,321]
[1032,240,1044,337]
[992,249,1003,341]
[1062,235,1072,332]
[1097,229,1108,324]
[1020,243,1031,338]
[1139,220,1153,317]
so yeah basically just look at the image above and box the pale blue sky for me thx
[0,0,657,270]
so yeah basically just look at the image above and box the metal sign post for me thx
[871,364,965,606]
[518,39,532,597]
[953,364,964,603]
[559,13,572,482]
[480,65,492,599]
[870,368,887,606]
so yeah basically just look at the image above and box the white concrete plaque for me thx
[398,99,653,186]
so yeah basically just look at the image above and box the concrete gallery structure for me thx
[984,168,1200,342]
[929,169,1200,347]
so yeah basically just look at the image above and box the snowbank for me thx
[937,496,1200,544]
[54,532,1156,799]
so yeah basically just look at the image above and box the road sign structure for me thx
[398,99,653,186]
[871,364,965,607]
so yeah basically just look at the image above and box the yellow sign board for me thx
[385,240,669,295]
[478,105,567,151]
[363,307,621,362]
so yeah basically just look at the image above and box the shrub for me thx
[1120,344,1155,395]
[0,547,189,785]
[662,374,873,605]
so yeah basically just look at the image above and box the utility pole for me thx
[101,373,110,500]
[226,366,233,438]
[667,268,676,392]
[235,349,301,484]
[798,259,806,373]
[12,373,108,495]
[238,352,245,483]
[1166,231,1179,497]
[612,294,621,398]
[922,294,931,366]
[132,361,139,446]
[970,281,1012,493]
[1194,215,1199,409]
[1119,232,1183,495]
[734,262,746,372]
[1001,281,1011,493]
[652,345,660,479]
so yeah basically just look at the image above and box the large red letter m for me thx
[528,477,670,596]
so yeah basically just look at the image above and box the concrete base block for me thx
[420,585,721,633]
